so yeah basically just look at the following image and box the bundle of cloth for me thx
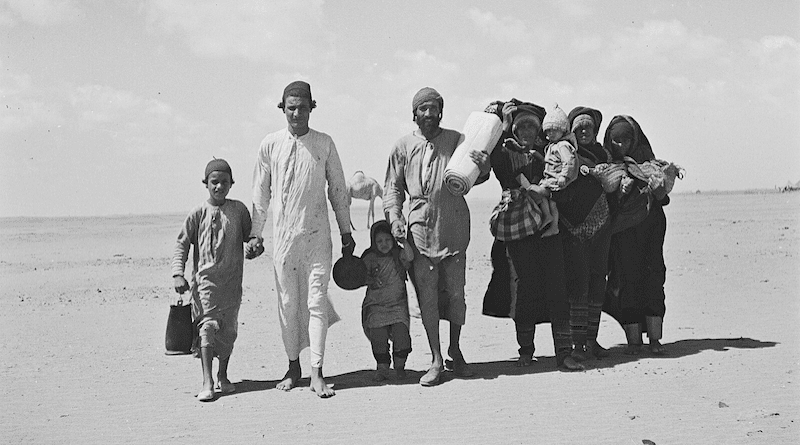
[581,158,684,196]
[444,111,503,196]
[581,114,684,197]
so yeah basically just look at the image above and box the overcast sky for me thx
[2,0,798,217]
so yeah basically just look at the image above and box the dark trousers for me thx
[562,224,612,344]
[506,234,572,362]
[366,322,411,365]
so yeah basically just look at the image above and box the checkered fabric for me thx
[489,188,543,241]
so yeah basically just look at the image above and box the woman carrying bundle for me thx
[603,115,671,355]
[481,99,582,371]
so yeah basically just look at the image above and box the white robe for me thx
[251,128,352,367]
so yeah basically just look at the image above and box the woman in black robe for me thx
[603,115,670,355]
[481,99,582,371]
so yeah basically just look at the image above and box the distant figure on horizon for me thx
[347,170,383,230]
[247,80,355,398]
[171,158,261,402]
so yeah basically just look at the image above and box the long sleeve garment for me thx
[172,200,251,317]
[541,137,579,191]
[250,127,352,367]
[383,128,477,262]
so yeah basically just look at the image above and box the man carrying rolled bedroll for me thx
[382,87,490,386]
[247,80,355,398]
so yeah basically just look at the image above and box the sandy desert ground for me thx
[2,191,799,444]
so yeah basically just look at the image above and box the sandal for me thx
[215,381,236,394]
[419,366,443,387]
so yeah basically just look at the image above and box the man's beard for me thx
[416,115,441,132]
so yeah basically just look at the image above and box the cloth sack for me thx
[489,188,543,241]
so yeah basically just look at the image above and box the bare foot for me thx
[310,366,335,398]
[276,360,301,391]
[197,380,215,402]
[446,347,475,377]
[215,377,236,394]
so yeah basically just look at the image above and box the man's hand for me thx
[245,237,264,259]
[341,233,355,256]
[468,149,490,176]
[391,220,406,243]
[501,101,517,132]
[503,138,527,154]
[173,275,189,294]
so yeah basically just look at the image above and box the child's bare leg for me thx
[310,366,335,398]
[215,356,235,393]
[276,359,301,391]
[533,195,554,229]
[542,200,560,237]
[446,324,475,377]
[197,346,215,401]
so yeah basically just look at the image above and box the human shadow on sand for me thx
[455,337,778,379]
[225,338,776,395]
[229,369,430,396]
[542,337,777,373]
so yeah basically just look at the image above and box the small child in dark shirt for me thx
[360,220,414,380]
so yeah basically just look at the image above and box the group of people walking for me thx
[171,80,672,401]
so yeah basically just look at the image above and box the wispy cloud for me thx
[146,0,331,67]
[1,0,83,26]
[466,7,531,42]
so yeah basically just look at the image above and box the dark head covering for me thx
[484,98,546,145]
[360,220,407,278]
[412,87,443,116]
[568,106,603,136]
[513,101,546,126]
[279,80,316,109]
[603,115,654,162]
[203,158,233,183]
[369,220,394,250]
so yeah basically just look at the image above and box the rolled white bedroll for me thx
[444,111,503,196]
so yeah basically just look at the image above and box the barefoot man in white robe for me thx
[248,81,355,398]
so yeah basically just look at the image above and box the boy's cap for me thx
[542,103,569,133]
[204,158,233,182]
[283,80,312,103]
